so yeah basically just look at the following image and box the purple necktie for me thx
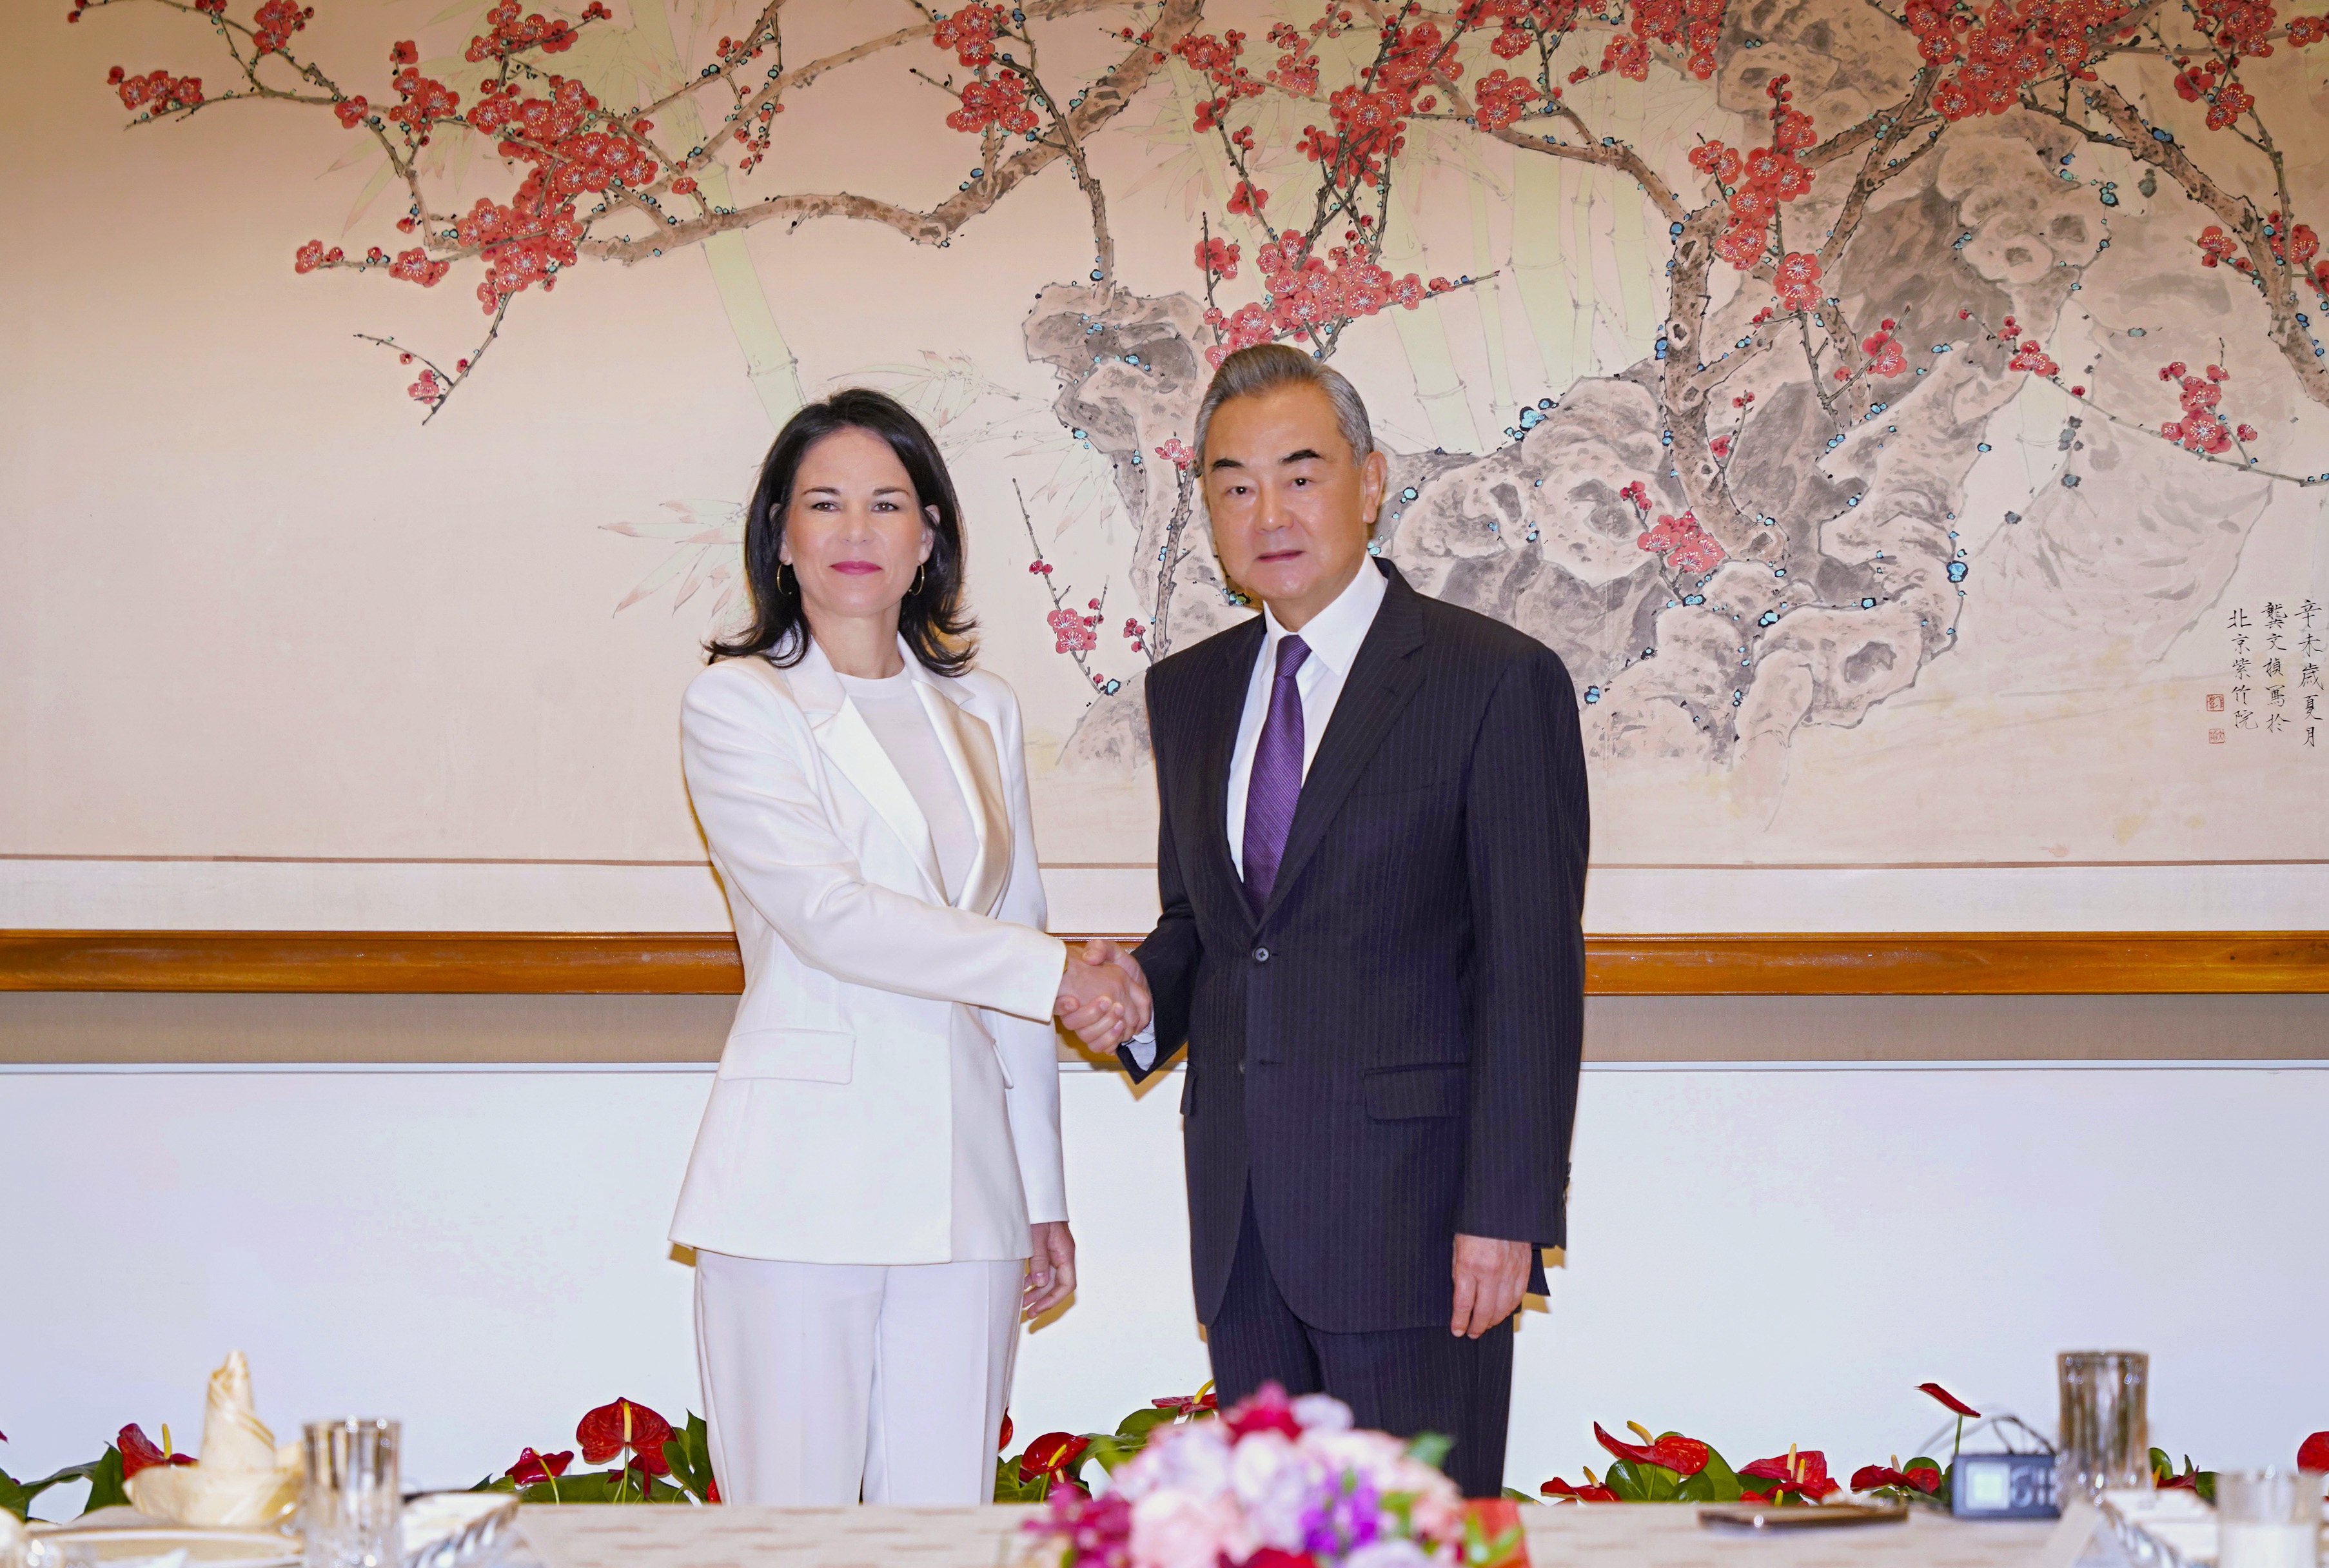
[1241,634,1310,916]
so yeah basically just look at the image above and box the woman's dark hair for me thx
[707,387,976,674]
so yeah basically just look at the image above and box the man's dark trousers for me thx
[1209,1190,1516,1498]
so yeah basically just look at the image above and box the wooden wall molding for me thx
[4,929,2326,995]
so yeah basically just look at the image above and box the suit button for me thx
[1253,946,1270,963]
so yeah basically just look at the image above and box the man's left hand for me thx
[1449,1233,1531,1337]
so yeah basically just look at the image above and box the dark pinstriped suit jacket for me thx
[1120,558,1591,1335]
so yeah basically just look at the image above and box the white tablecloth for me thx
[512,1500,2083,1568]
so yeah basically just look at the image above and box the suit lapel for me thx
[915,674,1010,915]
[1193,618,1264,932]
[786,644,945,901]
[1259,567,1427,926]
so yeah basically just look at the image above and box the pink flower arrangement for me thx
[1021,1384,1498,1568]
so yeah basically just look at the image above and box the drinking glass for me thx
[2217,1469,2323,1568]
[301,1420,402,1568]
[2057,1351,2149,1498]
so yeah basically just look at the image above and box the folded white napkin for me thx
[124,1355,301,1528]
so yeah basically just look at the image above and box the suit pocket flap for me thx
[718,1027,854,1084]
[1361,1064,1466,1119]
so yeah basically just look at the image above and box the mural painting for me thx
[43,0,2329,883]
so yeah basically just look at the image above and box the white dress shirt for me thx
[1221,557,1388,876]
[1125,559,1388,1068]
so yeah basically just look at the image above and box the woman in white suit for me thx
[672,389,1147,1506]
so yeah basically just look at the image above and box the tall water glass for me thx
[2057,1351,2149,1498]
[2217,1469,2323,1568]
[302,1420,402,1568]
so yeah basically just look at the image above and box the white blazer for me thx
[670,638,1068,1265]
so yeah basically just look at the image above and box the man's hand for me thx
[1024,1220,1076,1318]
[1086,940,1153,1028]
[1450,1233,1531,1338]
[1054,940,1152,1049]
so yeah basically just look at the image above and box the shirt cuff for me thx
[1123,1023,1159,1073]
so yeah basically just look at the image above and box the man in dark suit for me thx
[1084,342,1589,1498]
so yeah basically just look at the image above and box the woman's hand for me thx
[1023,1222,1077,1319]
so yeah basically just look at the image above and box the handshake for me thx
[1052,939,1154,1050]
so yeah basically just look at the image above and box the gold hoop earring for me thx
[776,561,792,595]
[914,561,928,596]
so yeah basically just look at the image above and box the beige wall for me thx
[5,990,2322,1064]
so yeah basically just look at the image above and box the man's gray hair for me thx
[1192,344,1374,469]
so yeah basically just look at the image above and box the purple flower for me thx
[1301,1473,1383,1557]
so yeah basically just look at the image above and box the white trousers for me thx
[693,1250,1023,1505]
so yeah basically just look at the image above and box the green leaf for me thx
[1602,1456,1680,1503]
[516,1469,629,1505]
[80,1449,130,1515]
[1074,1436,1123,1478]
[1686,1447,1745,1504]
[1406,1431,1455,1472]
[1676,1462,1744,1504]
[3,1454,117,1520]
[990,1455,1054,1505]
[1083,1433,1155,1477]
[660,1416,717,1504]
[2195,1471,2217,1505]
[1602,1458,1651,1503]
[1115,1407,1176,1440]
[1499,1487,1540,1504]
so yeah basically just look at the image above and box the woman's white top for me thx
[669,636,1068,1266]
[836,667,979,906]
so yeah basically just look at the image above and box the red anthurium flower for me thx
[998,1411,1014,1453]
[1852,1463,1943,1494]
[576,1398,675,1476]
[504,1448,574,1487]
[1917,1383,1980,1418]
[1243,1552,1319,1568]
[1019,1432,1091,1489]
[1225,1383,1303,1443]
[117,1424,199,1478]
[1542,1476,1621,1503]
[2299,1433,2329,1471]
[1152,1389,1219,1416]
[1594,1422,1710,1477]
[1740,1451,1840,1501]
